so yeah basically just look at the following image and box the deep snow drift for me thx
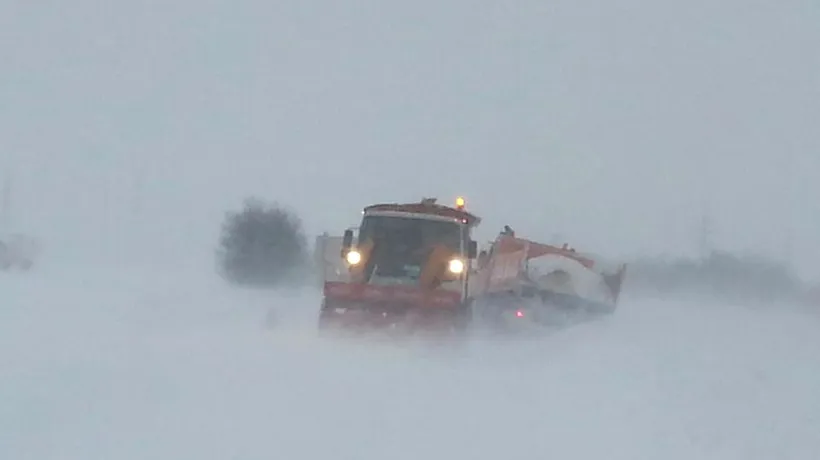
[2,262,819,460]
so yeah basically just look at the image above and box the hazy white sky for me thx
[2,1,818,277]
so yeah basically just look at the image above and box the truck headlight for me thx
[448,258,464,274]
[346,250,362,265]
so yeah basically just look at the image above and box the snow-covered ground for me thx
[2,262,819,460]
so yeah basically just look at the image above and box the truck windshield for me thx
[357,215,464,281]
[359,215,463,252]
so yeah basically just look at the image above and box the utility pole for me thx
[699,205,712,260]
[1,169,11,232]
[782,149,797,269]
[131,159,144,217]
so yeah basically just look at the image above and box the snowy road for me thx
[2,263,819,459]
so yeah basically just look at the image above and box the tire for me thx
[451,300,473,334]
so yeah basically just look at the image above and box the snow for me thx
[2,262,820,460]
[527,253,616,303]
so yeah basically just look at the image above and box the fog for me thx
[2,0,818,275]
[2,2,820,458]
[2,263,819,459]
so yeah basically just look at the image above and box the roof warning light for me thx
[455,196,465,209]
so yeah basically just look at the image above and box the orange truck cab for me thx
[318,197,481,334]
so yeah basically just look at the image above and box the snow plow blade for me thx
[318,282,471,338]
[471,230,627,333]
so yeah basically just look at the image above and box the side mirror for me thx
[342,229,354,248]
[341,229,354,258]
[468,240,478,259]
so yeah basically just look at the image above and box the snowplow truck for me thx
[471,228,627,331]
[318,197,480,335]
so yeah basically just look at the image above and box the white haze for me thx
[2,0,819,276]
[2,263,819,459]
[2,2,820,459]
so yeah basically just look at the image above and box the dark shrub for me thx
[217,197,308,287]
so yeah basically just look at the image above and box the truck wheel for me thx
[317,308,334,331]
[452,301,473,334]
